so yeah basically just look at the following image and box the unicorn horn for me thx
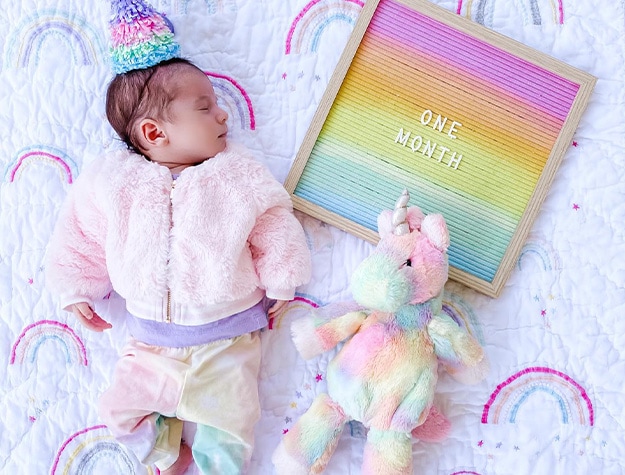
[392,189,410,236]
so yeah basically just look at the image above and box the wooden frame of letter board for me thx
[285,0,596,297]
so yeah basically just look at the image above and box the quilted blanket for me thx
[1,0,623,474]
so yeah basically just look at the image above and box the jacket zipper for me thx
[166,179,176,323]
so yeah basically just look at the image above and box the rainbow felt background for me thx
[294,0,580,282]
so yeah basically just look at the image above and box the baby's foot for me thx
[160,443,193,475]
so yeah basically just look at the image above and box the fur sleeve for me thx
[45,161,112,309]
[241,152,311,299]
[248,206,311,300]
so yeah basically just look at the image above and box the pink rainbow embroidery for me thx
[286,0,364,54]
[482,366,594,425]
[205,72,256,130]
[3,11,104,68]
[292,294,321,308]
[5,146,78,185]
[457,0,564,25]
[270,294,321,329]
[10,320,88,366]
[51,425,156,474]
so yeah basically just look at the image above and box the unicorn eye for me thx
[405,259,412,267]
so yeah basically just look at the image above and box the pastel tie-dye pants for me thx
[98,332,262,473]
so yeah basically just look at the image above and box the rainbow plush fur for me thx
[272,190,487,475]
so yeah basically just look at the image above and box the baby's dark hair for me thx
[105,57,203,153]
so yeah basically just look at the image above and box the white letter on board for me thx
[436,146,450,163]
[422,140,437,158]
[395,128,410,146]
[433,115,448,133]
[410,135,423,153]
[447,152,462,169]
[448,121,462,139]
[420,109,433,126]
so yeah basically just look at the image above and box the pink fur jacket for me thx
[45,143,311,326]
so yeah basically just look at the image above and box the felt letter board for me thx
[285,0,596,297]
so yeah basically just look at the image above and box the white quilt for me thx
[1,0,624,474]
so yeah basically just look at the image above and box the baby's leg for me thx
[99,340,189,471]
[176,332,262,474]
[192,425,251,474]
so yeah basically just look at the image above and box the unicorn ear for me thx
[405,206,425,231]
[421,214,449,251]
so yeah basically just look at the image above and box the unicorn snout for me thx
[351,255,410,312]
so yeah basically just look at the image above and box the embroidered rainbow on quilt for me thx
[109,0,180,74]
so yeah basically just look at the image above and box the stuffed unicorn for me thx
[272,190,487,475]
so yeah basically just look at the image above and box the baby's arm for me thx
[46,162,112,319]
[248,205,311,301]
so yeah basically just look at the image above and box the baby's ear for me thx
[138,118,167,148]
[421,214,449,252]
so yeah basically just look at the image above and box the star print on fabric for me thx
[477,440,484,447]
[283,429,289,434]
[573,204,580,210]
[284,416,292,424]
[295,391,302,399]
[541,309,547,317]
[290,402,297,409]
[496,442,503,449]
[572,141,578,147]
[281,73,287,80]
[316,373,323,382]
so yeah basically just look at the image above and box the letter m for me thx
[395,128,410,146]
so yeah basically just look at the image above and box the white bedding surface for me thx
[1,0,624,474]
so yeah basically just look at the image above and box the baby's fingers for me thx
[73,302,94,320]
[72,304,112,332]
[86,313,112,332]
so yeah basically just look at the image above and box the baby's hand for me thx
[69,302,112,332]
[268,299,289,318]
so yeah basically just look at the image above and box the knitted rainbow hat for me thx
[109,0,180,74]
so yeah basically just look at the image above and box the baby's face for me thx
[160,67,229,169]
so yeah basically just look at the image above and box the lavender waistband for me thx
[126,299,270,348]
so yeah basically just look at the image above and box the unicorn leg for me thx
[272,393,348,475]
[362,428,413,475]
